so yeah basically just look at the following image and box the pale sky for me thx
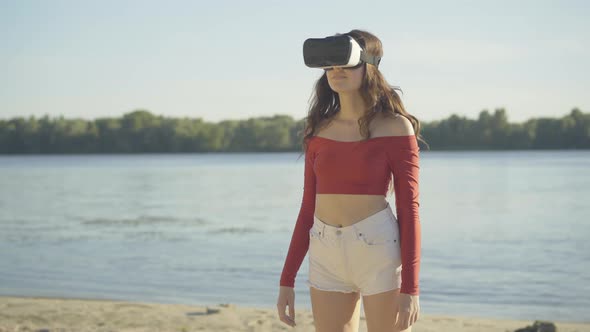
[1,0,588,123]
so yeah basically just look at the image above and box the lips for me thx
[332,76,346,79]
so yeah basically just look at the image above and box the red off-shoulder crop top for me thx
[279,134,421,295]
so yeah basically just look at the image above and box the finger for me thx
[409,312,416,326]
[279,313,294,326]
[395,313,406,330]
[277,304,294,326]
[283,309,295,325]
[400,314,409,330]
[288,302,296,325]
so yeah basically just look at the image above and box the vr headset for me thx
[303,34,381,70]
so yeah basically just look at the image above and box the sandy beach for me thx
[1,296,588,332]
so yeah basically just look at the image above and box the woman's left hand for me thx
[395,293,420,330]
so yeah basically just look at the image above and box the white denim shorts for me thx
[305,202,402,296]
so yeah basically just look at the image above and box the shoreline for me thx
[1,295,589,332]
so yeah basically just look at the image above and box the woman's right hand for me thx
[276,286,296,327]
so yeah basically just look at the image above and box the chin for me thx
[330,85,360,94]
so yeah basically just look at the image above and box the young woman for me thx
[277,29,427,332]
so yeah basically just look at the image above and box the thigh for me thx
[362,288,412,332]
[310,287,361,332]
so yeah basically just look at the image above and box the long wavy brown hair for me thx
[297,29,429,198]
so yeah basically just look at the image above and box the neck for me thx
[336,90,368,121]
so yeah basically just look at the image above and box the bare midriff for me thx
[314,194,388,227]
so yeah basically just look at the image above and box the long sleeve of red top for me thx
[279,145,316,288]
[387,141,421,295]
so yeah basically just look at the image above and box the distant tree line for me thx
[0,107,588,154]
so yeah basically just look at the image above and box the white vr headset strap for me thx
[349,36,381,68]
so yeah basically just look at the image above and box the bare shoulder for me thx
[313,117,331,137]
[377,112,415,136]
